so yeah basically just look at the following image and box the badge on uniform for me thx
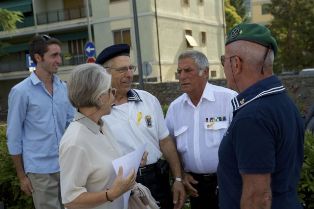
[205,116,227,129]
[207,116,226,122]
[145,115,152,127]
[205,116,228,130]
[136,112,142,125]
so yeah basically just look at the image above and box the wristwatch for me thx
[174,177,183,182]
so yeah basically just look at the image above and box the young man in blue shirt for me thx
[6,35,74,209]
[218,23,304,209]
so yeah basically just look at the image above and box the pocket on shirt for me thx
[174,126,188,153]
[204,121,229,147]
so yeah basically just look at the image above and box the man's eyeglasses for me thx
[41,34,52,41]
[220,55,241,67]
[105,65,137,73]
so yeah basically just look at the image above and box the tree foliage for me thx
[230,0,247,21]
[224,0,243,32]
[0,8,23,31]
[269,0,314,73]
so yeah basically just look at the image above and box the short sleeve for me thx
[152,96,169,140]
[165,103,175,138]
[59,144,91,204]
[233,117,275,174]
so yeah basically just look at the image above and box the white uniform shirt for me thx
[60,112,124,209]
[102,89,169,165]
[166,83,237,174]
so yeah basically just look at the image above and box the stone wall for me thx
[134,76,314,115]
[1,76,314,121]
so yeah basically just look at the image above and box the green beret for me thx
[226,23,278,56]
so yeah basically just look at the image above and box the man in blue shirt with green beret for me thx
[6,35,74,209]
[218,23,304,209]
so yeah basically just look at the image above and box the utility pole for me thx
[85,0,92,42]
[131,0,144,89]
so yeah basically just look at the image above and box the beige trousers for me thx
[28,172,64,209]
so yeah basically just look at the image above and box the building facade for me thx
[92,0,226,81]
[249,0,272,25]
[0,0,225,115]
[0,0,225,81]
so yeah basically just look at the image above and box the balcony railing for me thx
[37,6,86,25]
[62,54,86,66]
[0,63,28,73]
[0,54,86,73]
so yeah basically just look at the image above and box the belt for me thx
[137,162,157,176]
[189,172,217,180]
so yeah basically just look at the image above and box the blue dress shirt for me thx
[6,72,75,174]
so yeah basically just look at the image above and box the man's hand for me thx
[172,180,186,209]
[183,173,199,197]
[140,151,148,167]
[19,175,33,196]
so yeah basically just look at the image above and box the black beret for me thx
[95,44,130,65]
[226,23,278,56]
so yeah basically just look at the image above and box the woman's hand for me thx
[107,166,136,200]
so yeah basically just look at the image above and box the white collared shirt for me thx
[165,83,237,173]
[102,89,169,165]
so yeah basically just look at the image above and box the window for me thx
[113,29,131,47]
[68,39,86,55]
[210,71,217,78]
[261,4,271,15]
[110,0,127,3]
[185,29,192,36]
[66,39,86,65]
[185,30,197,48]
[183,0,189,6]
[201,31,206,45]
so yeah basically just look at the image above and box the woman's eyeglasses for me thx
[108,87,116,97]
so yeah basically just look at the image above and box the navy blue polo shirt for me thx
[218,76,304,209]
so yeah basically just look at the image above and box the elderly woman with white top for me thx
[59,63,136,209]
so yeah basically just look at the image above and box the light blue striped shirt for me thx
[6,72,74,173]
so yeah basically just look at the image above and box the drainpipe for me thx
[131,0,144,89]
[85,0,92,42]
[31,0,38,34]
[154,0,162,82]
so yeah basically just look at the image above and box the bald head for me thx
[228,40,274,73]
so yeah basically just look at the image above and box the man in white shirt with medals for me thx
[166,50,237,209]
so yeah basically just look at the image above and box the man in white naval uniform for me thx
[96,44,186,209]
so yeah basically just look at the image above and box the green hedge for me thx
[1,125,314,208]
[0,125,34,209]
[299,131,314,208]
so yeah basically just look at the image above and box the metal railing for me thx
[0,62,28,73]
[0,54,86,73]
[37,6,86,25]
[0,111,7,122]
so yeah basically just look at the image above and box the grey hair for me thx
[68,63,111,108]
[178,50,209,74]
